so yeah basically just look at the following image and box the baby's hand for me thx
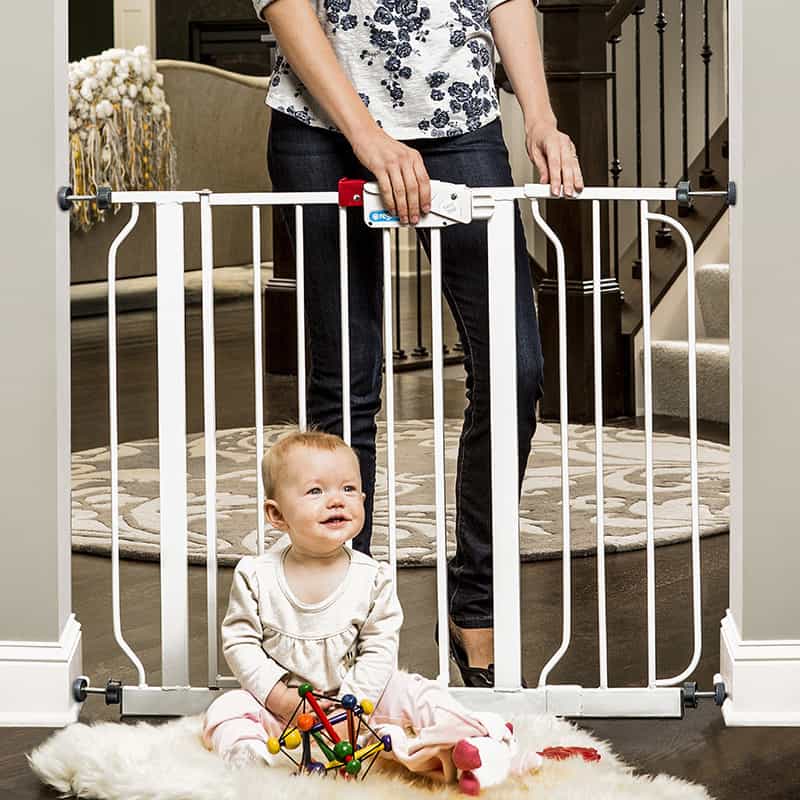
[267,683,336,725]
[266,681,303,723]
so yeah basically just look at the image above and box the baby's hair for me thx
[261,429,354,499]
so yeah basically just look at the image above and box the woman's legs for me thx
[267,111,383,554]
[414,120,544,647]
[267,111,544,639]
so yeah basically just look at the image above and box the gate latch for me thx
[338,177,366,207]
[362,180,494,228]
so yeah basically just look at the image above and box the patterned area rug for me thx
[72,420,730,567]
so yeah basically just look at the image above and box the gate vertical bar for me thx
[252,207,266,556]
[639,200,657,686]
[647,213,703,686]
[108,205,147,685]
[531,200,572,687]
[155,200,190,687]
[430,228,449,684]
[339,208,352,445]
[487,199,522,689]
[592,200,608,689]
[296,206,307,431]
[200,193,219,687]
[382,229,398,577]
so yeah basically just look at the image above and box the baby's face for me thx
[270,446,365,556]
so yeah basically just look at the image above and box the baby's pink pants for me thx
[202,670,511,783]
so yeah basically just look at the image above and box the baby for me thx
[202,430,541,794]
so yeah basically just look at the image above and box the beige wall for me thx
[728,0,800,641]
[114,0,157,55]
[0,1,72,642]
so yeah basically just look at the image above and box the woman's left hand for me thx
[526,122,584,199]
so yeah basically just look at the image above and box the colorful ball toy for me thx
[265,683,392,780]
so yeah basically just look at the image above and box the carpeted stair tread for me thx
[653,337,729,348]
[641,261,730,424]
[695,262,729,338]
[647,339,729,423]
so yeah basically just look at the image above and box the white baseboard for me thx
[720,610,800,726]
[0,614,83,727]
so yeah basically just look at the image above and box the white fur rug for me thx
[29,713,713,800]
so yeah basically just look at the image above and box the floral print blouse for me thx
[253,0,529,140]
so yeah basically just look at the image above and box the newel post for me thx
[535,0,624,421]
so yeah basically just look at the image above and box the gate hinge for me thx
[676,179,737,207]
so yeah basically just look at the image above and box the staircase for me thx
[533,0,729,421]
[647,262,729,423]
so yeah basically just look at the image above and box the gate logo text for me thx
[369,210,400,223]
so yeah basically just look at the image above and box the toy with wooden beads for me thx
[266,682,392,779]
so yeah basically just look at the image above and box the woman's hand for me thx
[350,127,431,225]
[526,121,584,198]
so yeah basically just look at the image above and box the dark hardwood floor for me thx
[4,291,799,799]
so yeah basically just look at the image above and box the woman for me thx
[255,0,583,686]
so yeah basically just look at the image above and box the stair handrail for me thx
[607,0,646,40]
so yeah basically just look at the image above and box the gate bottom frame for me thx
[115,685,682,718]
[451,686,683,718]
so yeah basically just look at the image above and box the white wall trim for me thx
[0,615,83,727]
[720,610,800,726]
[114,0,156,55]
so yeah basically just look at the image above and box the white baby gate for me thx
[81,180,714,718]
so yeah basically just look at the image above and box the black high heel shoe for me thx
[435,622,528,688]
[448,630,496,688]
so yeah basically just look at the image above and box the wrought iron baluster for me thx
[393,228,406,360]
[699,0,716,187]
[678,0,692,216]
[632,1,645,279]
[655,0,672,246]
[609,32,622,281]
[412,234,428,358]
[722,0,729,160]
[680,0,689,183]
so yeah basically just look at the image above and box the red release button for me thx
[338,178,366,207]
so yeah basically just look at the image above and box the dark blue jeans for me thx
[267,110,544,628]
